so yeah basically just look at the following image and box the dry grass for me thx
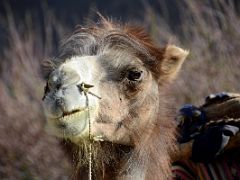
[0,7,71,180]
[0,0,239,179]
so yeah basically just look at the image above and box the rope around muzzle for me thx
[79,83,101,180]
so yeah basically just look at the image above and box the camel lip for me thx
[58,108,87,121]
[46,106,96,122]
[62,108,86,117]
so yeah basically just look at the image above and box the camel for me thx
[42,18,189,180]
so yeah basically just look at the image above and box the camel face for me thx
[42,22,189,146]
[43,50,156,144]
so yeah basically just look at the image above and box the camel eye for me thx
[127,70,143,81]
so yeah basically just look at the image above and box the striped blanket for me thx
[172,156,240,180]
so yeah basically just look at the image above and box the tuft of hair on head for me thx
[73,12,116,35]
[159,45,189,82]
[96,12,114,29]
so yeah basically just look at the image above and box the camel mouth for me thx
[58,108,88,121]
[62,108,86,117]
[45,105,97,137]
[45,107,92,138]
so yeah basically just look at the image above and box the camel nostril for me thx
[56,83,61,90]
[56,98,64,110]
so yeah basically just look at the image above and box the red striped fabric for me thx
[172,157,240,180]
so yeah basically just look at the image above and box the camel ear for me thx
[160,45,189,81]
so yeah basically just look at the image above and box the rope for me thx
[82,86,92,180]
[204,118,240,129]
[80,82,101,180]
[83,91,91,180]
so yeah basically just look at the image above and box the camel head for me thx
[42,20,189,147]
[42,20,189,179]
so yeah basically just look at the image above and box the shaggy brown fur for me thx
[43,18,188,180]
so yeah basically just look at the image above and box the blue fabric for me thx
[192,125,239,163]
[178,104,207,143]
[178,92,240,163]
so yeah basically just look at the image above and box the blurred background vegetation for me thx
[0,0,240,179]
